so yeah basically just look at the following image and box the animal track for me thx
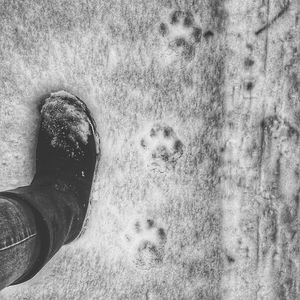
[124,219,167,269]
[140,123,184,172]
[259,205,277,259]
[258,115,300,297]
[260,116,300,178]
[158,10,203,60]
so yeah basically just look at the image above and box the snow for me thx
[0,0,299,299]
[41,91,91,149]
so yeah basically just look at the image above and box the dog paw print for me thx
[259,205,277,259]
[261,116,299,156]
[140,123,184,172]
[158,10,202,60]
[124,219,167,269]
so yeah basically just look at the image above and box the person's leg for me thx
[0,91,100,290]
[0,183,81,287]
[0,197,40,290]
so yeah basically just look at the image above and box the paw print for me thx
[236,238,250,259]
[124,219,167,269]
[140,123,184,172]
[259,205,277,259]
[158,10,202,60]
[261,116,299,159]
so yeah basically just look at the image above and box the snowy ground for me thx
[0,0,299,299]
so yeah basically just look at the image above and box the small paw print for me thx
[140,123,184,172]
[124,219,167,269]
[261,116,299,159]
[158,10,202,60]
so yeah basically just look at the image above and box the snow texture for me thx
[41,91,91,152]
[0,0,299,299]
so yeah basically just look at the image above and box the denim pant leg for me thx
[0,197,40,291]
[0,184,81,285]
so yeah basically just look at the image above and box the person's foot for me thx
[31,90,100,242]
[0,90,100,285]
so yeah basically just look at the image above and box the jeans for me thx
[0,178,83,292]
[0,176,83,291]
[0,196,40,290]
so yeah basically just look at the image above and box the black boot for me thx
[0,91,100,283]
